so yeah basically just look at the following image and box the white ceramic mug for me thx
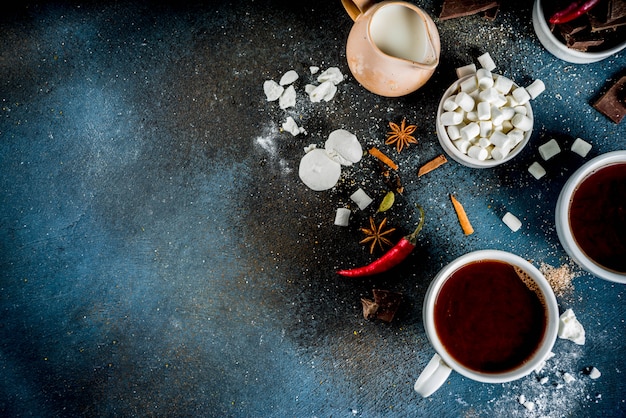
[555,151,626,284]
[414,250,559,397]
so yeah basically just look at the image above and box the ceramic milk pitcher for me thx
[342,0,440,97]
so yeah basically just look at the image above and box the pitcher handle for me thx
[414,353,452,397]
[341,0,374,21]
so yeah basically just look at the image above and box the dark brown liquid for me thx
[434,260,547,374]
[569,162,626,273]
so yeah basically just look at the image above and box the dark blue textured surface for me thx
[1,1,625,416]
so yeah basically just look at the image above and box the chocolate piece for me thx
[439,0,500,20]
[360,289,403,322]
[593,76,626,123]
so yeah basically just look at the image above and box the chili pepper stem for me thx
[406,204,425,244]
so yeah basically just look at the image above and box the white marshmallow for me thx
[477,52,497,71]
[512,86,531,105]
[478,137,492,148]
[479,87,499,103]
[479,120,493,137]
[500,120,514,133]
[468,145,488,160]
[492,93,508,108]
[455,91,475,112]
[511,113,533,131]
[443,96,459,111]
[500,106,516,121]
[491,106,505,126]
[456,63,477,78]
[454,139,471,154]
[334,208,351,226]
[461,122,480,141]
[477,101,491,120]
[492,145,512,161]
[507,128,525,145]
[447,124,463,140]
[538,139,561,160]
[502,212,522,231]
[490,130,511,148]
[528,161,546,179]
[571,137,592,157]
[514,105,528,115]
[440,111,464,126]
[476,68,494,89]
[350,188,373,210]
[466,111,479,122]
[494,75,514,94]
[460,76,478,93]
[526,79,545,99]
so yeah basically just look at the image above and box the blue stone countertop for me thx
[1,1,624,416]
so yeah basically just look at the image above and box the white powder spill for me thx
[254,123,293,175]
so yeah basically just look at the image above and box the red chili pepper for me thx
[548,0,601,24]
[337,205,425,277]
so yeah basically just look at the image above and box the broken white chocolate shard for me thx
[538,138,561,160]
[307,80,337,102]
[502,212,522,232]
[317,67,344,85]
[309,66,319,74]
[263,80,284,101]
[571,137,592,157]
[282,117,301,136]
[562,372,576,384]
[528,161,546,179]
[558,308,585,345]
[334,208,351,226]
[279,69,299,86]
[589,367,601,379]
[279,85,297,109]
[350,188,373,210]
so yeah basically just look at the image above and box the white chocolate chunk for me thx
[307,81,337,102]
[523,401,535,411]
[282,116,304,136]
[589,367,601,379]
[558,308,585,345]
[571,137,592,157]
[334,208,351,226]
[279,69,299,85]
[538,138,561,160]
[263,80,284,101]
[441,111,464,126]
[477,52,496,71]
[528,161,546,179]
[279,85,297,109]
[317,67,344,85]
[502,212,522,231]
[350,188,373,210]
[456,63,477,78]
[526,79,545,99]
[309,66,320,74]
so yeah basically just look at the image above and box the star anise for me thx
[385,118,418,152]
[359,217,396,254]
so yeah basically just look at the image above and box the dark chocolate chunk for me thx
[439,0,500,20]
[593,76,626,124]
[360,289,403,322]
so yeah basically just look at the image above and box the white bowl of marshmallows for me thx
[436,53,545,168]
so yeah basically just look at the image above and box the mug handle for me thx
[341,0,374,21]
[414,353,452,397]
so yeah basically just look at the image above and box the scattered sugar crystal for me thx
[589,367,601,379]
[538,138,561,160]
[571,137,592,157]
[558,308,586,345]
[528,161,546,179]
[279,70,299,86]
[279,85,297,109]
[317,67,344,85]
[563,372,576,384]
[263,80,284,101]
